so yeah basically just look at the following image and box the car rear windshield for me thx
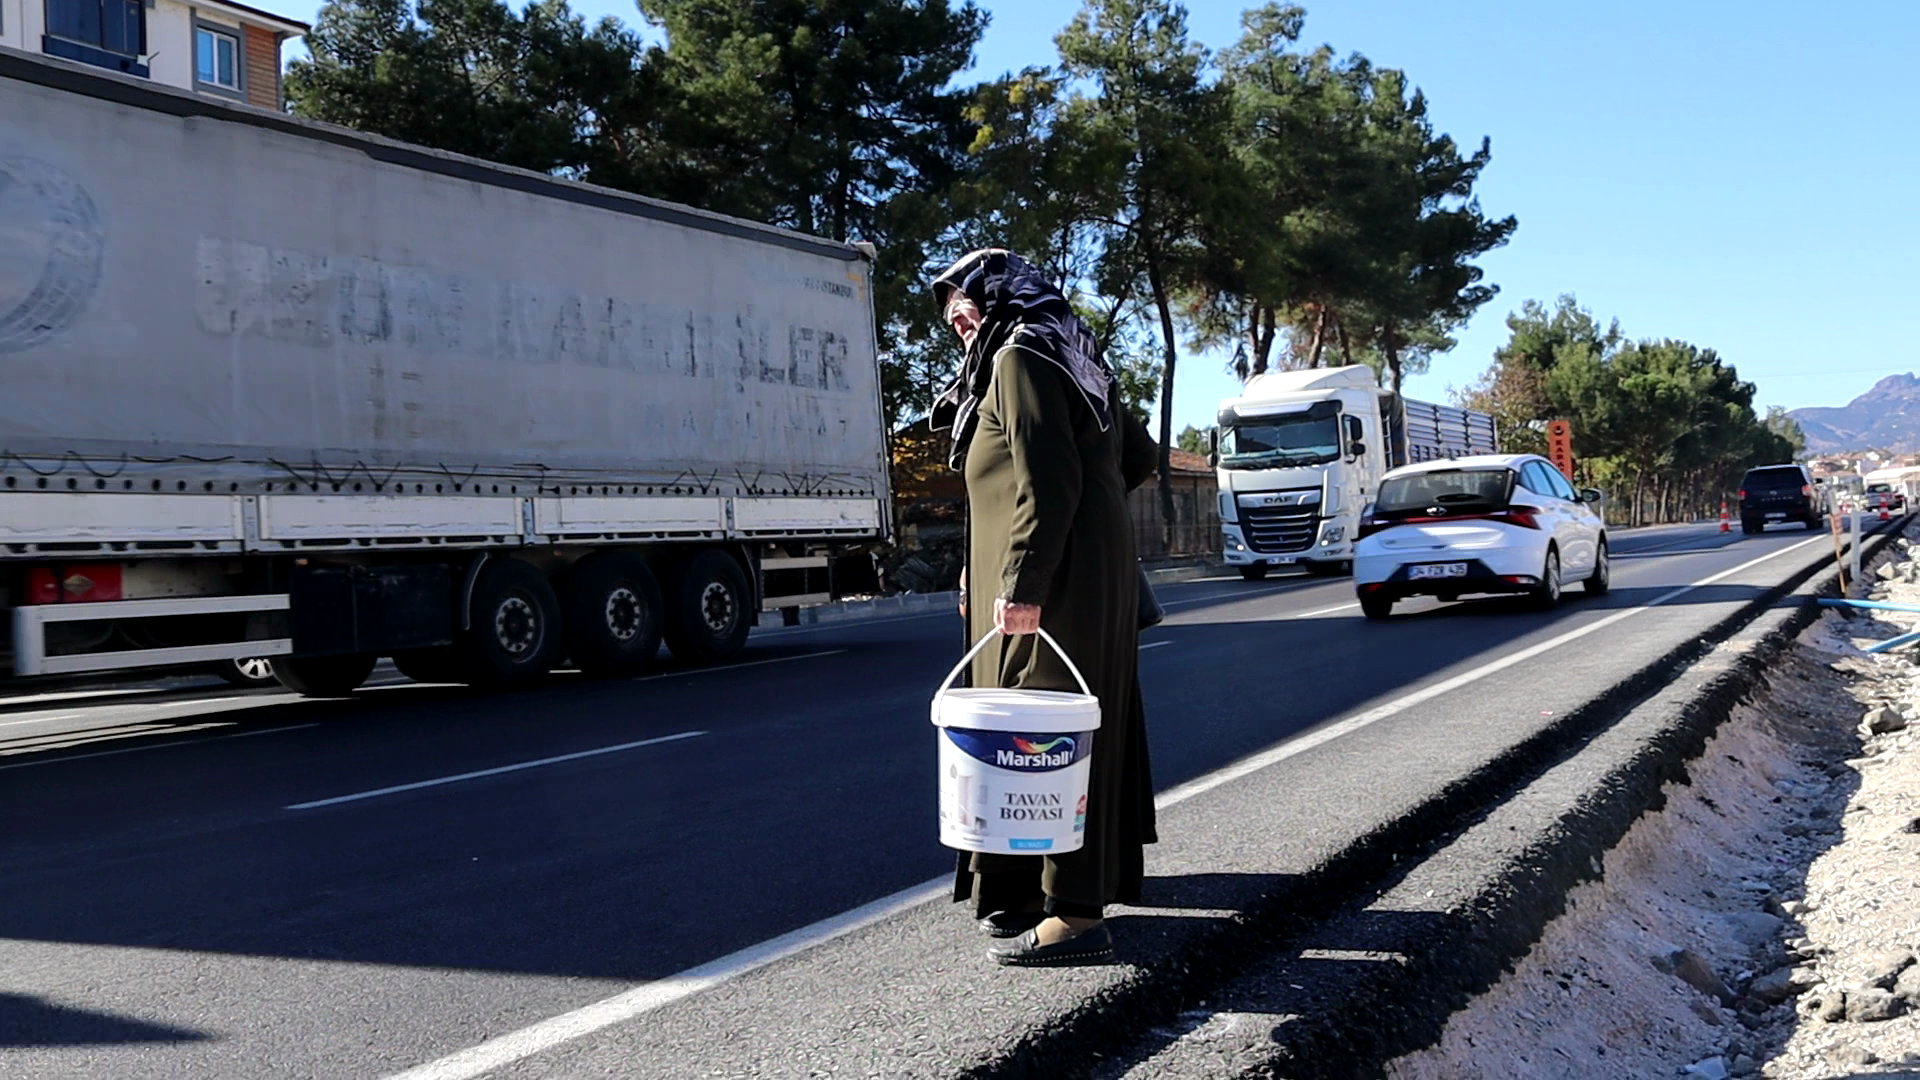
[1744,466,1805,489]
[1373,468,1513,516]
[1870,483,1893,493]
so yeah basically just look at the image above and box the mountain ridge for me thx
[1790,373,1920,454]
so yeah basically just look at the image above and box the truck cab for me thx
[1214,367,1388,579]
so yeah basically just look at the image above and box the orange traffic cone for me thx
[1719,501,1731,533]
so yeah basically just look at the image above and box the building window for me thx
[43,0,148,76]
[195,25,240,90]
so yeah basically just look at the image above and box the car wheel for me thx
[1584,540,1610,595]
[273,653,377,698]
[1359,593,1393,621]
[215,656,278,686]
[1239,565,1269,581]
[392,647,467,685]
[1530,547,1562,612]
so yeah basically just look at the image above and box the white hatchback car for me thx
[1352,454,1609,620]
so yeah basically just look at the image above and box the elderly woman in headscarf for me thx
[929,249,1159,967]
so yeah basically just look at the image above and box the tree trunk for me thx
[1147,257,1179,553]
[1337,315,1354,367]
[1384,326,1405,397]
[1307,305,1329,368]
[1246,305,1275,377]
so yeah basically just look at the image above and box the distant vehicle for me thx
[1213,366,1497,581]
[1352,455,1608,621]
[1865,483,1907,513]
[1738,465,1826,533]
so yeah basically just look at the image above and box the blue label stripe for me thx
[943,729,1095,772]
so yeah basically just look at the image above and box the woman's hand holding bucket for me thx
[994,598,1042,635]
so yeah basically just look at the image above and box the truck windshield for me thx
[1374,468,1514,516]
[1219,414,1340,468]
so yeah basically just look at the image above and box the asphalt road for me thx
[0,520,1865,1078]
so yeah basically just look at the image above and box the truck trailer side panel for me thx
[0,51,886,502]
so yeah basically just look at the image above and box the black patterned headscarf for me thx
[927,249,1115,469]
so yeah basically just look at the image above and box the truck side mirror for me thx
[1349,441,1366,459]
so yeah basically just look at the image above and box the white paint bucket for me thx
[931,628,1101,855]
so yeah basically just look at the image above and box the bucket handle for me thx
[934,626,1094,700]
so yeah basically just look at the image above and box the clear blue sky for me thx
[288,0,1919,433]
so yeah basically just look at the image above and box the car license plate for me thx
[1410,563,1467,580]
[1767,512,1785,520]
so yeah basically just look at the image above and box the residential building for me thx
[2,0,307,111]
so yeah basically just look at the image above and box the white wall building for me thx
[2,0,306,110]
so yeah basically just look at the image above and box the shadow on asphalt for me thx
[0,993,210,1048]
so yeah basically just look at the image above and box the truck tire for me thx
[1306,560,1352,577]
[564,552,664,677]
[664,550,753,665]
[273,653,377,697]
[456,558,564,687]
[1239,565,1269,581]
[392,647,466,685]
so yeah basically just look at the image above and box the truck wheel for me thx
[273,653,376,698]
[457,559,564,687]
[1306,560,1352,577]
[392,647,466,685]
[1239,565,1269,581]
[564,552,664,677]
[664,550,753,665]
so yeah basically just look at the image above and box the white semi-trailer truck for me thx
[1214,366,1497,579]
[0,48,891,695]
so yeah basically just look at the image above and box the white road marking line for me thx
[377,534,1833,1079]
[1295,603,1362,618]
[285,731,708,811]
[1139,641,1172,651]
[0,722,322,771]
[0,712,89,728]
[378,878,950,1080]
[634,650,844,681]
[1152,535,1828,811]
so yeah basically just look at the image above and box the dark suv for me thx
[1738,464,1824,533]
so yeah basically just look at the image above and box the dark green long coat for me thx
[952,344,1159,913]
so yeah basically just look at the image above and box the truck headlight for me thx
[1321,526,1346,544]
[1224,532,1247,552]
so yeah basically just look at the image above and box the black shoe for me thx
[978,910,1047,938]
[989,923,1113,967]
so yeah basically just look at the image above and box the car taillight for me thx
[1737,489,1747,500]
[1802,485,1813,497]
[1357,516,1390,539]
[1499,505,1543,530]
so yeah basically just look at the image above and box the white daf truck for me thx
[1214,366,1497,579]
[0,48,889,695]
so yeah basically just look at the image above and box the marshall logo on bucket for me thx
[942,729,1095,772]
